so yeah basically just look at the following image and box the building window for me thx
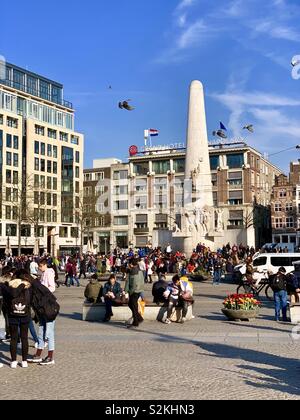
[40,176,45,188]
[135,196,147,209]
[40,143,45,155]
[211,173,217,187]
[47,161,52,173]
[114,185,128,195]
[152,160,170,174]
[228,171,242,185]
[113,170,128,180]
[53,178,57,190]
[34,191,39,205]
[173,159,185,173]
[114,216,128,226]
[47,193,52,206]
[40,159,45,172]
[210,156,219,170]
[47,210,52,222]
[75,166,79,178]
[6,224,17,236]
[71,227,79,238]
[13,171,18,185]
[48,129,57,139]
[6,152,11,166]
[53,146,57,158]
[133,162,148,176]
[155,213,168,229]
[6,134,12,148]
[71,135,79,145]
[275,218,283,228]
[7,117,18,128]
[228,210,244,227]
[13,154,18,167]
[53,162,57,174]
[285,203,293,212]
[75,151,80,163]
[227,154,244,169]
[59,227,68,238]
[0,114,3,124]
[279,190,287,198]
[6,170,11,183]
[135,178,147,192]
[136,214,148,229]
[286,217,294,228]
[52,210,57,222]
[13,136,18,149]
[59,132,68,142]
[113,200,128,210]
[95,172,104,181]
[34,141,39,154]
[35,125,45,136]
[21,225,31,237]
[47,144,52,157]
[34,158,39,171]
[84,173,92,182]
[53,194,57,206]
[228,190,243,205]
[154,177,167,191]
[274,203,282,212]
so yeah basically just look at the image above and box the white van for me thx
[251,253,300,275]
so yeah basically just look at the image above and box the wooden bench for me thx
[82,302,193,323]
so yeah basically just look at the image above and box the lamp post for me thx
[104,237,108,255]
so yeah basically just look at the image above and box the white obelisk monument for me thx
[173,80,215,255]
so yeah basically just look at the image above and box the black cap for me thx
[278,266,286,273]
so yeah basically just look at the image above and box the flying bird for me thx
[118,100,135,111]
[243,124,254,133]
[291,59,300,67]
[212,129,227,139]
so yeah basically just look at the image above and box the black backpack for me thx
[32,282,60,322]
[271,274,286,292]
[10,287,30,318]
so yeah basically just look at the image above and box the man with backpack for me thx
[269,266,288,322]
[28,259,59,366]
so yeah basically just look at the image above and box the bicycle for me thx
[236,270,273,301]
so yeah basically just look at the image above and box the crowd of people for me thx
[2,240,298,369]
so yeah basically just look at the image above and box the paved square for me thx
[0,277,300,400]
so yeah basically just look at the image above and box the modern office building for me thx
[84,142,282,252]
[0,62,84,255]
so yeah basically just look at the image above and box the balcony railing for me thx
[0,78,73,109]
[134,227,149,235]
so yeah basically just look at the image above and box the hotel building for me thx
[0,62,84,255]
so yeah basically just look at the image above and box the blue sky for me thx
[1,0,300,172]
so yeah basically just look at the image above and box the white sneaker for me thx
[34,342,39,349]
[10,361,18,369]
[0,363,3,368]
[44,342,48,349]
[164,318,171,324]
[21,361,28,368]
[17,343,22,349]
[181,317,187,324]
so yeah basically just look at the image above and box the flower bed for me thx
[223,294,260,311]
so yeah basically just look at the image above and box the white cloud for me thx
[211,91,300,108]
[176,19,207,49]
[177,14,187,28]
[176,0,196,11]
[249,107,300,138]
[252,19,300,42]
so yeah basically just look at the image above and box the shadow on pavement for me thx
[99,320,300,397]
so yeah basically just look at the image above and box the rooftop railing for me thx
[0,78,73,109]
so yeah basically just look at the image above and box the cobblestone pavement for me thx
[0,276,300,400]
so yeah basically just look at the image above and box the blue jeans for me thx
[213,269,222,285]
[29,319,39,343]
[38,320,55,352]
[67,275,80,287]
[274,290,288,321]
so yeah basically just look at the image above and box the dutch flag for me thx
[149,128,159,137]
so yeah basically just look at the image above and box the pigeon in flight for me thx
[212,129,227,139]
[243,124,254,133]
[118,100,135,111]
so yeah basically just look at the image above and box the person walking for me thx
[213,255,224,286]
[125,259,144,328]
[269,266,288,322]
